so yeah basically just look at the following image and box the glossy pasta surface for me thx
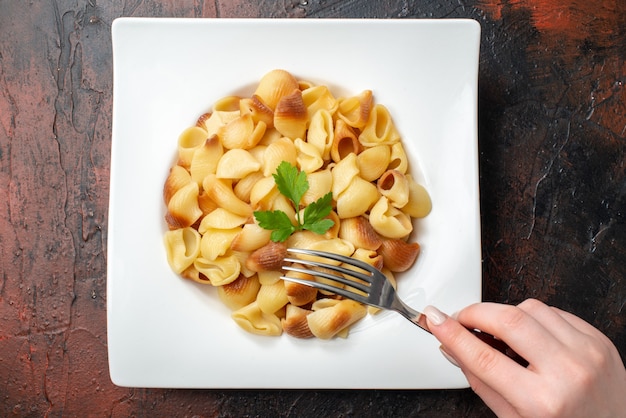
[163,70,431,339]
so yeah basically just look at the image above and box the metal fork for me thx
[282,248,528,367]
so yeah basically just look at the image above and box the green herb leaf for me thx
[253,210,296,243]
[254,162,335,242]
[302,192,334,226]
[273,161,308,209]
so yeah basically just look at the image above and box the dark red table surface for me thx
[1,1,624,417]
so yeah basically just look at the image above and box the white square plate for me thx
[108,18,481,389]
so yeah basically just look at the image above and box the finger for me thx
[424,306,534,398]
[456,302,565,369]
[516,299,590,346]
[456,362,521,418]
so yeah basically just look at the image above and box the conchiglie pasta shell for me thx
[213,95,241,112]
[203,174,252,217]
[338,217,382,251]
[281,305,314,339]
[331,152,359,200]
[200,228,241,260]
[216,148,261,179]
[198,209,248,233]
[389,142,409,173]
[402,175,432,218]
[304,238,355,264]
[337,90,373,129]
[285,279,318,307]
[203,110,240,138]
[245,241,288,272]
[190,135,224,185]
[249,175,279,211]
[230,222,272,252]
[163,227,201,274]
[274,89,308,140]
[369,196,413,239]
[331,119,361,163]
[377,169,410,208]
[306,299,367,339]
[379,239,420,272]
[358,104,401,147]
[233,171,264,204]
[285,230,325,250]
[263,137,297,177]
[196,112,211,129]
[163,165,192,205]
[240,95,274,128]
[306,109,334,161]
[294,138,324,174]
[217,274,261,310]
[323,210,340,239]
[254,69,300,111]
[165,182,203,229]
[197,190,218,216]
[180,264,212,285]
[232,301,282,336]
[257,280,288,314]
[257,269,282,286]
[302,169,332,205]
[302,85,338,122]
[336,177,379,219]
[193,254,241,286]
[351,248,384,271]
[177,126,208,168]
[357,145,390,182]
[218,113,256,150]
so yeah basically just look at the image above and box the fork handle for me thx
[468,329,529,367]
[407,310,528,367]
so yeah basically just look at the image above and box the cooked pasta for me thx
[163,69,431,339]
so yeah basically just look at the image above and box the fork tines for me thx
[280,248,373,303]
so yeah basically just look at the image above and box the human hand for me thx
[424,299,626,417]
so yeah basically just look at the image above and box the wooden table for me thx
[1,1,624,416]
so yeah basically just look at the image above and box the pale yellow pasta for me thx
[198,208,248,234]
[177,126,208,168]
[358,104,401,147]
[217,274,261,310]
[402,175,432,218]
[231,301,282,336]
[216,148,261,179]
[249,175,279,211]
[263,137,297,176]
[194,254,240,286]
[301,168,332,206]
[331,152,359,199]
[336,90,372,129]
[335,176,379,218]
[234,171,265,203]
[163,69,431,340]
[389,142,409,173]
[203,110,240,137]
[357,145,390,182]
[306,109,334,160]
[294,138,324,173]
[217,114,263,149]
[190,135,224,185]
[200,228,241,260]
[257,281,289,314]
[369,196,413,239]
[202,174,252,217]
[306,299,367,339]
[377,169,410,208]
[163,165,192,205]
[301,85,338,121]
[274,89,307,140]
[164,227,201,274]
[165,182,203,229]
[230,222,272,252]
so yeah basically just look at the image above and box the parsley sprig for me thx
[254,162,334,242]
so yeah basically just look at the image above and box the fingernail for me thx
[423,305,447,326]
[439,346,460,368]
